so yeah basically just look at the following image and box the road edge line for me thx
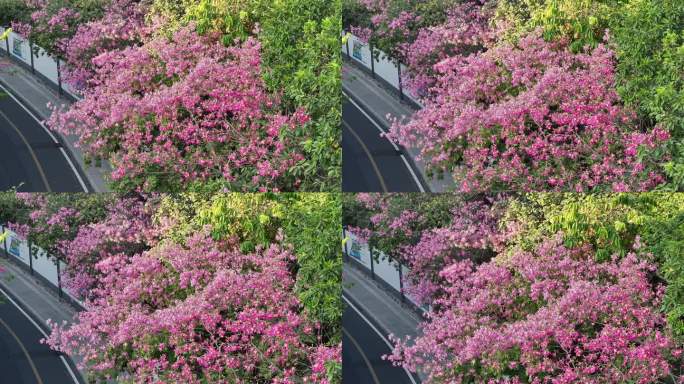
[342,86,428,192]
[0,282,85,384]
[0,78,91,192]
[342,292,419,384]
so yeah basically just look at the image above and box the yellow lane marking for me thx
[343,120,388,192]
[343,326,382,384]
[0,316,44,384]
[0,109,52,191]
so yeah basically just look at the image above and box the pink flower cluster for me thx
[59,197,158,298]
[5,193,343,383]
[400,1,493,96]
[388,237,679,383]
[48,26,308,191]
[61,0,149,90]
[45,231,337,383]
[388,31,668,192]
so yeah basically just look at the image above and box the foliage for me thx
[388,31,668,192]
[0,190,29,224]
[152,0,343,190]
[493,0,626,51]
[389,237,680,383]
[502,193,684,342]
[8,193,112,260]
[257,0,342,190]
[0,0,30,27]
[612,0,684,189]
[344,0,683,189]
[48,27,309,192]
[12,0,109,59]
[347,193,501,303]
[6,193,341,383]
[345,193,684,382]
[10,0,341,192]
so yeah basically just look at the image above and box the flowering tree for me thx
[4,192,342,383]
[9,0,341,192]
[345,193,684,383]
[46,232,338,383]
[388,32,668,192]
[345,0,682,189]
[48,27,310,192]
[388,238,680,383]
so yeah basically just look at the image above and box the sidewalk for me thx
[343,260,422,341]
[0,56,111,192]
[0,255,87,382]
[342,61,456,192]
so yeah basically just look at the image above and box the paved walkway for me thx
[342,61,456,192]
[0,255,87,383]
[0,56,111,192]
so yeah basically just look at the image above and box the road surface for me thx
[0,84,86,192]
[342,97,423,192]
[343,297,418,384]
[0,290,79,384]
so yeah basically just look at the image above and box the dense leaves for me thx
[3,192,342,383]
[345,193,684,383]
[0,0,30,27]
[388,31,668,192]
[345,0,683,190]
[49,27,309,192]
[9,0,341,192]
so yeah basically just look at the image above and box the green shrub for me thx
[612,0,684,189]
[0,0,30,27]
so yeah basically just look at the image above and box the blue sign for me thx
[12,38,24,59]
[352,41,364,62]
[349,241,362,260]
[8,236,21,258]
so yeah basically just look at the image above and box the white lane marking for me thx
[343,294,418,384]
[343,91,398,148]
[0,285,80,383]
[0,82,88,192]
[399,154,425,192]
[343,91,426,192]
[0,316,44,384]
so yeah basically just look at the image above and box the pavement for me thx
[0,254,86,383]
[342,261,424,383]
[0,83,86,192]
[0,55,111,192]
[342,61,456,192]
[343,98,423,192]
[0,289,80,383]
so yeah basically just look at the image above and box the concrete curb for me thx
[344,255,427,320]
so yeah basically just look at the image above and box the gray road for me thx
[0,85,86,192]
[342,98,422,192]
[343,297,418,384]
[0,290,79,384]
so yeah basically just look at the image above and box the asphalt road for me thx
[342,98,423,192]
[343,300,417,384]
[0,290,79,384]
[0,85,86,192]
